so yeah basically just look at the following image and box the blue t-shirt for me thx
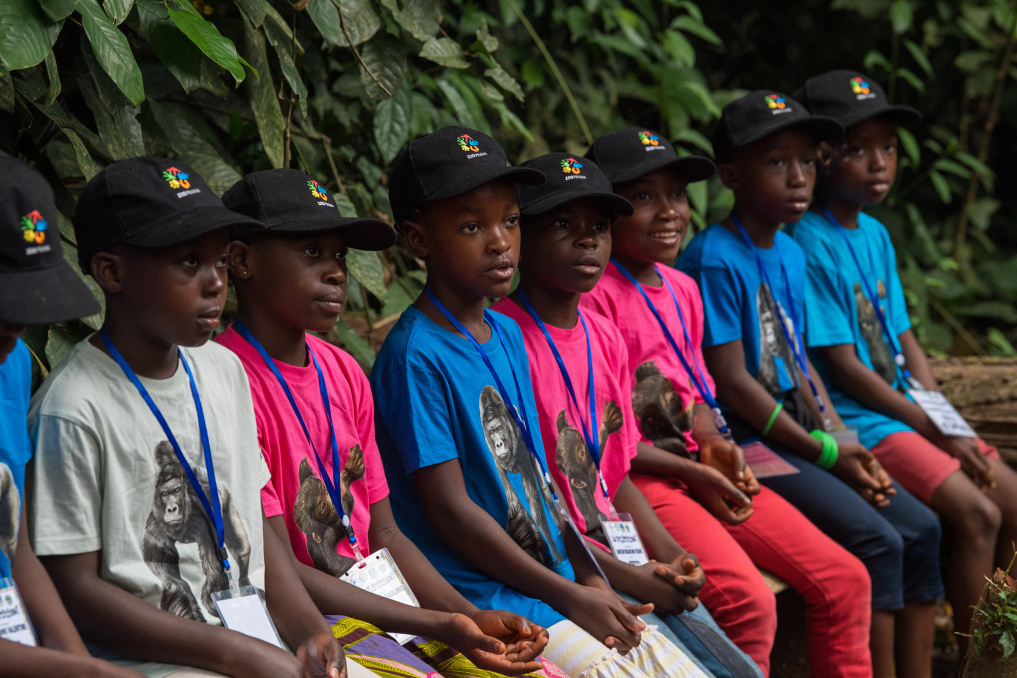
[790,211,913,448]
[371,306,574,627]
[0,340,32,579]
[677,223,804,402]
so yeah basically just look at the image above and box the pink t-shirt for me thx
[492,299,639,551]
[216,326,388,576]
[581,262,715,458]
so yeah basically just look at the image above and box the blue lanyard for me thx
[731,217,832,430]
[611,259,733,439]
[819,207,912,386]
[233,322,362,558]
[99,329,233,579]
[516,290,610,501]
[422,288,558,497]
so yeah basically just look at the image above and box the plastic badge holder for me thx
[211,576,284,649]
[0,577,37,646]
[741,441,799,479]
[341,547,420,645]
[598,513,649,566]
[908,386,976,438]
[831,426,859,447]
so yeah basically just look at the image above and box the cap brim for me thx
[739,115,845,148]
[261,215,397,251]
[608,156,716,186]
[521,191,633,219]
[428,165,546,202]
[127,205,265,248]
[0,263,101,325]
[842,104,923,129]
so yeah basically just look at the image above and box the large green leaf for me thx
[419,37,469,69]
[360,36,406,101]
[78,0,145,105]
[39,0,78,21]
[79,43,144,159]
[263,15,308,118]
[149,100,242,194]
[339,0,382,46]
[43,52,62,105]
[234,0,268,27]
[374,89,411,164]
[242,21,285,169]
[0,0,63,72]
[306,0,344,47]
[166,0,249,85]
[484,66,523,101]
[62,128,101,180]
[346,249,387,304]
[103,0,133,24]
[380,0,440,42]
[136,5,203,93]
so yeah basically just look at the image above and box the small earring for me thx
[243,270,248,276]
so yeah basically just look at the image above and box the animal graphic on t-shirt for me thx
[143,441,252,622]
[854,280,895,384]
[554,401,623,543]
[632,361,695,458]
[293,445,366,577]
[0,462,19,569]
[756,284,798,397]
[480,385,564,565]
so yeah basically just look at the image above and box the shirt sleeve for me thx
[690,263,744,348]
[29,415,104,555]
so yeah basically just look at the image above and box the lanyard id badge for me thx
[0,577,37,646]
[908,384,976,438]
[341,547,420,645]
[740,441,799,479]
[210,585,284,648]
[597,514,649,566]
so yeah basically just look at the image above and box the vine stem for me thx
[336,0,391,97]
[952,8,1017,260]
[503,0,592,144]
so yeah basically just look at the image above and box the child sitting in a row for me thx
[214,167,555,678]
[677,90,944,678]
[790,69,1017,650]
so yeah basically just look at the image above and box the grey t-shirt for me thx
[29,338,270,676]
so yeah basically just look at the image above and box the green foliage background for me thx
[2,0,1016,379]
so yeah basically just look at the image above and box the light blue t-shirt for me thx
[790,210,913,448]
[1,340,32,579]
[371,306,574,628]
[677,223,803,403]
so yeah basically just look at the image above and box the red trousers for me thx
[632,472,873,678]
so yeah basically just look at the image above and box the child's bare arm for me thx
[412,458,646,651]
[798,354,845,431]
[261,515,345,678]
[0,640,145,678]
[41,550,306,678]
[12,511,88,655]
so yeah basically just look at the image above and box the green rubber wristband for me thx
[761,402,783,437]
[810,430,838,470]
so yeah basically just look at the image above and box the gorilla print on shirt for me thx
[632,360,695,459]
[142,441,252,622]
[756,284,799,397]
[0,462,18,574]
[854,280,896,385]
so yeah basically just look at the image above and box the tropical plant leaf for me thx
[62,128,101,180]
[380,0,440,43]
[338,0,382,46]
[306,0,344,47]
[360,36,406,101]
[374,88,411,164]
[136,6,204,93]
[166,0,250,85]
[419,37,469,69]
[78,0,145,105]
[0,74,13,112]
[43,52,61,105]
[242,20,285,169]
[149,100,242,194]
[0,0,64,72]
[332,318,375,372]
[39,0,78,22]
[102,0,133,24]
[346,249,387,304]
[78,43,144,159]
[484,66,523,101]
[234,0,268,27]
[264,16,308,118]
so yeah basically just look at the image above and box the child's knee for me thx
[963,494,1002,538]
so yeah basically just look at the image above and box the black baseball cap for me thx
[517,153,633,218]
[388,126,545,229]
[222,169,396,251]
[584,127,715,186]
[74,156,264,274]
[794,70,922,129]
[0,152,100,324]
[712,91,845,163]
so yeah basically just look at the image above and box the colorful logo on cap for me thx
[20,210,47,245]
[638,131,660,146]
[308,180,329,201]
[765,94,787,110]
[561,157,583,174]
[162,167,191,190]
[850,77,870,95]
[457,134,480,152]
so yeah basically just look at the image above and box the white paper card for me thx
[599,514,649,566]
[910,389,976,438]
[212,584,283,648]
[0,578,37,646]
[341,548,419,645]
